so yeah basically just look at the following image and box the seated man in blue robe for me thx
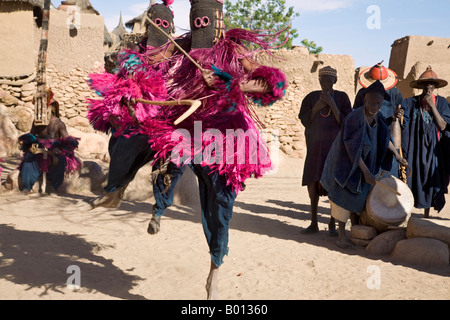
[321,81,408,249]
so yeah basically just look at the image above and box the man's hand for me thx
[394,105,404,120]
[30,143,44,155]
[424,94,436,108]
[202,69,217,89]
[240,78,270,94]
[363,170,377,185]
[320,91,334,106]
[396,156,408,167]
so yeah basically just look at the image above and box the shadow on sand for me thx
[0,224,146,299]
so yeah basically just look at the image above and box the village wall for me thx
[256,47,356,158]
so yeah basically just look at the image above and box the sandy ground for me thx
[0,153,449,300]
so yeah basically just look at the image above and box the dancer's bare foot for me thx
[147,215,161,235]
[206,261,219,300]
[90,189,122,209]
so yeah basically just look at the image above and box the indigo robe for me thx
[354,87,403,121]
[354,87,404,178]
[401,95,450,212]
[320,107,393,213]
[299,90,352,186]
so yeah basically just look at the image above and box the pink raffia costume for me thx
[144,30,287,193]
[86,0,178,138]
[143,0,288,272]
[86,0,187,209]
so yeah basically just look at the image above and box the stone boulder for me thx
[0,114,19,157]
[392,238,449,267]
[0,89,19,106]
[122,164,154,202]
[61,161,106,195]
[120,164,200,207]
[406,217,450,246]
[352,225,377,240]
[366,229,407,256]
[4,170,19,191]
[15,106,34,132]
[67,127,109,160]
[172,167,200,206]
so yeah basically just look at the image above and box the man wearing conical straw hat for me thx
[401,66,450,217]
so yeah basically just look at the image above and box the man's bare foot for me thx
[206,261,219,300]
[90,189,122,210]
[336,238,355,249]
[300,224,319,234]
[147,215,161,235]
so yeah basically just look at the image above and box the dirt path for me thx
[0,154,449,300]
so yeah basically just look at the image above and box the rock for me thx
[392,238,449,267]
[351,238,371,247]
[67,128,109,159]
[21,95,34,102]
[0,89,19,106]
[68,116,90,128]
[15,107,34,132]
[351,225,377,240]
[0,115,19,157]
[0,103,7,115]
[21,83,36,91]
[366,229,406,256]
[281,144,293,155]
[406,217,450,246]
[292,141,305,151]
[5,169,19,191]
[173,167,200,206]
[21,90,35,98]
[62,161,105,194]
[279,136,293,144]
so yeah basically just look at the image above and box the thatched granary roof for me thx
[104,25,113,47]
[112,12,128,42]
[125,0,154,30]
[69,0,100,15]
[125,12,145,30]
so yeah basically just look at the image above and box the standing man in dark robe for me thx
[402,66,450,217]
[298,66,352,235]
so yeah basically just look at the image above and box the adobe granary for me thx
[0,0,107,157]
[0,0,44,82]
[389,35,450,99]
